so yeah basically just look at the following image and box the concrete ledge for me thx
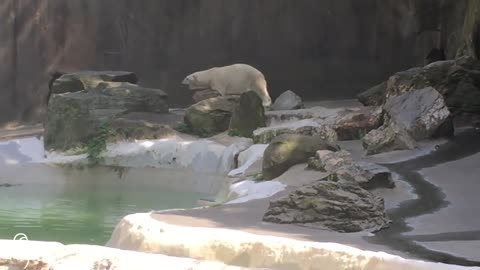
[0,240,260,270]
[106,213,476,270]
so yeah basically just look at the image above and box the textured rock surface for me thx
[331,107,383,140]
[272,90,304,110]
[362,87,450,155]
[51,71,138,95]
[259,106,379,143]
[265,106,345,126]
[383,57,480,116]
[192,89,221,103]
[262,134,340,180]
[44,83,168,151]
[384,87,451,140]
[362,120,417,155]
[110,117,176,141]
[308,150,353,172]
[262,181,391,233]
[229,91,266,138]
[253,119,338,144]
[184,96,239,137]
[308,150,394,190]
[356,81,387,106]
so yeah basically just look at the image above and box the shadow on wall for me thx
[0,0,465,126]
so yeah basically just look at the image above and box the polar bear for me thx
[181,63,272,107]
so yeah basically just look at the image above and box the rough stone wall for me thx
[0,0,469,125]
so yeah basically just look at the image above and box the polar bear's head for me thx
[181,71,210,90]
[258,91,272,107]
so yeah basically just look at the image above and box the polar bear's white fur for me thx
[182,64,272,107]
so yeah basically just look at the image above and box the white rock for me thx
[226,179,286,204]
[107,213,476,270]
[44,136,252,175]
[0,240,255,270]
[228,144,268,177]
[0,136,45,165]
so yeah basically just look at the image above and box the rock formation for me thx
[272,90,304,111]
[228,91,266,138]
[308,150,395,190]
[44,72,168,151]
[362,87,451,155]
[184,96,239,137]
[263,180,391,233]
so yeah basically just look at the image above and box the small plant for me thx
[63,145,88,156]
[357,128,367,139]
[326,172,339,182]
[87,122,115,166]
[174,123,192,134]
[195,128,213,138]
[254,173,265,182]
[175,122,213,138]
[228,128,249,138]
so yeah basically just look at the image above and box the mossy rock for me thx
[356,81,387,106]
[228,91,266,138]
[184,96,239,137]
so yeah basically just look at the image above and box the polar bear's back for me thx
[211,64,266,95]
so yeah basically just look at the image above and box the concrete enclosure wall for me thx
[0,0,467,125]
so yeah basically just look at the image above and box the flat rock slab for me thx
[52,70,138,94]
[253,119,338,144]
[107,212,465,270]
[265,106,347,126]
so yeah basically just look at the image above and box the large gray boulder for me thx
[272,90,304,110]
[262,134,340,180]
[362,87,450,155]
[358,57,480,117]
[184,96,239,137]
[263,181,391,233]
[51,71,138,94]
[228,91,266,138]
[44,83,168,151]
[384,87,451,140]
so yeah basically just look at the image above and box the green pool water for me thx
[0,164,226,245]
